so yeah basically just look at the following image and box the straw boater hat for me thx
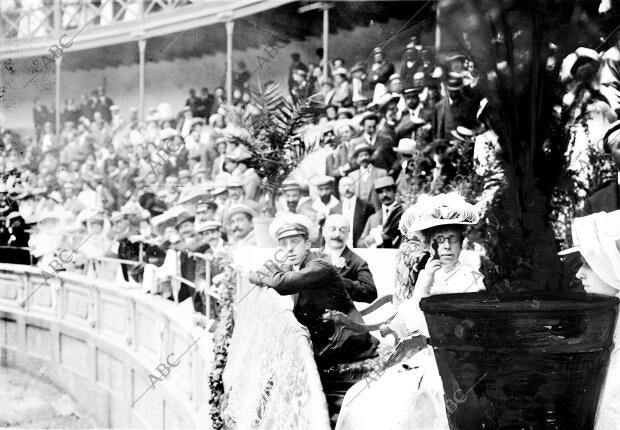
[450,126,475,143]
[312,175,335,188]
[269,213,314,241]
[374,176,396,191]
[399,193,480,237]
[224,203,256,225]
[558,210,620,290]
[195,220,222,234]
[282,179,302,192]
[352,142,374,158]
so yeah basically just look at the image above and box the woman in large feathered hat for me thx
[337,193,485,430]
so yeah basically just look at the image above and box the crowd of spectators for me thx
[1,28,619,318]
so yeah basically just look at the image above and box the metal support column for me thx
[225,20,235,103]
[138,39,147,121]
[322,6,329,80]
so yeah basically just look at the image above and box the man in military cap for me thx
[358,176,403,248]
[248,213,378,367]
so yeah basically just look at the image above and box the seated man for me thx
[248,214,378,367]
[321,214,378,303]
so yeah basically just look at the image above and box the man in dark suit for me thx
[329,176,375,247]
[248,214,378,367]
[395,86,433,143]
[432,73,478,140]
[358,176,404,248]
[583,120,620,214]
[321,214,378,303]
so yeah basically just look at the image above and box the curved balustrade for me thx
[0,0,294,59]
[0,263,211,429]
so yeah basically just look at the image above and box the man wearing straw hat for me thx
[248,213,378,367]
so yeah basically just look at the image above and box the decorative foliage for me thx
[438,0,605,292]
[221,83,325,214]
[208,259,237,430]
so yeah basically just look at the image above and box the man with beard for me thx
[347,143,387,211]
[226,177,261,213]
[175,214,209,305]
[248,213,378,368]
[358,177,404,248]
[225,203,257,247]
[321,214,377,303]
[329,176,375,248]
[299,175,339,245]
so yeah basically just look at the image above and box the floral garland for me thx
[208,259,237,430]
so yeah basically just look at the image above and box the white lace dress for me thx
[336,262,485,430]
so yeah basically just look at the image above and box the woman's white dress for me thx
[595,294,620,430]
[336,262,485,430]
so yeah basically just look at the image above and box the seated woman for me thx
[336,193,485,430]
[558,210,620,430]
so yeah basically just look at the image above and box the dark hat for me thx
[139,192,168,217]
[403,86,421,96]
[359,112,379,125]
[446,52,467,63]
[175,215,195,229]
[570,47,600,78]
[445,72,464,91]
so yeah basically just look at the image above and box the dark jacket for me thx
[583,181,619,215]
[358,203,404,249]
[259,251,378,366]
[321,246,378,303]
[329,198,375,247]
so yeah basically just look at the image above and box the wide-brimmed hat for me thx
[211,181,228,195]
[374,176,396,191]
[269,213,314,240]
[332,67,348,77]
[224,203,256,225]
[350,62,366,74]
[337,107,355,119]
[226,177,244,188]
[312,175,335,188]
[558,210,620,290]
[399,193,480,234]
[195,220,222,233]
[377,93,401,112]
[395,138,416,155]
[603,120,620,153]
[352,142,374,158]
[569,47,600,78]
[446,52,467,63]
[450,126,475,142]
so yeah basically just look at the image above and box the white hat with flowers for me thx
[399,193,480,239]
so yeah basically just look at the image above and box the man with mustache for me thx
[321,214,377,303]
[329,176,375,248]
[347,143,387,211]
[225,203,257,247]
[358,177,404,248]
[248,213,378,368]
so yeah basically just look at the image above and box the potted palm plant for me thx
[419,0,620,428]
[222,83,324,246]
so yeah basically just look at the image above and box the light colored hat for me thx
[388,73,401,83]
[476,98,489,122]
[374,176,396,190]
[558,210,620,289]
[178,169,190,178]
[352,142,374,158]
[377,93,401,111]
[282,179,302,192]
[226,177,244,188]
[352,93,369,103]
[269,213,313,240]
[399,193,480,234]
[332,67,348,77]
[110,105,120,111]
[160,128,178,140]
[211,181,227,195]
[224,203,256,225]
[195,220,222,233]
[312,175,335,187]
[450,126,475,142]
[395,138,416,154]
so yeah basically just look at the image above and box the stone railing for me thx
[0,263,211,429]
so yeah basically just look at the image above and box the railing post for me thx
[322,4,329,80]
[54,0,62,134]
[138,39,147,122]
[225,20,234,103]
